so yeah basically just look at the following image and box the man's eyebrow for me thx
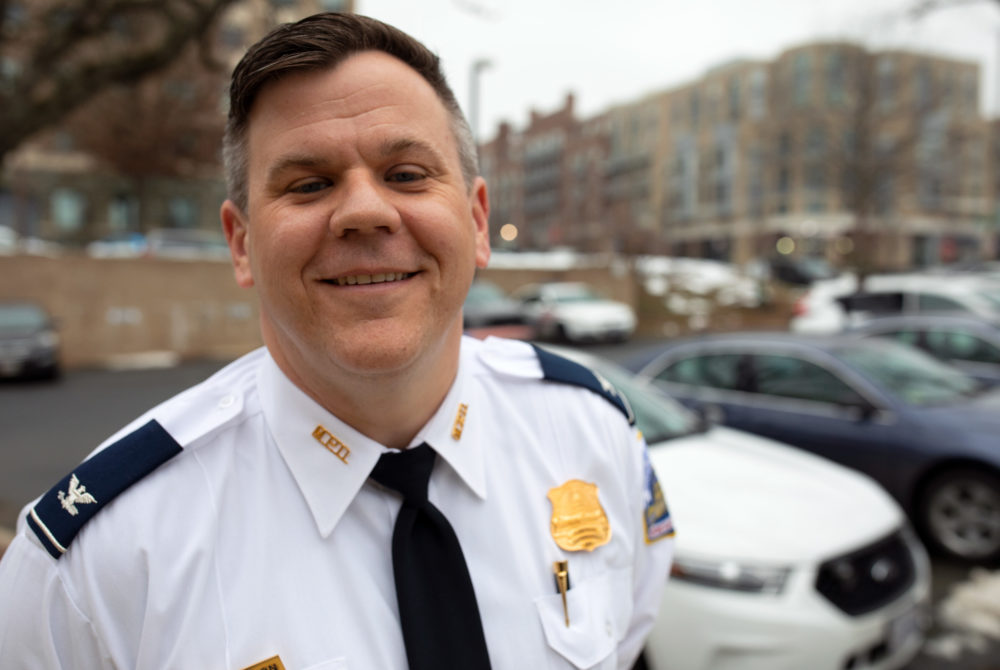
[265,154,327,184]
[378,137,448,165]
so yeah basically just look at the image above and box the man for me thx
[0,13,673,669]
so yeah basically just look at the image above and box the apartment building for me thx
[480,41,994,269]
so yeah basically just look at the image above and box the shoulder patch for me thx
[531,345,635,425]
[27,419,182,559]
[643,447,674,543]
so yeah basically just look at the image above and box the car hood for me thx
[648,426,904,564]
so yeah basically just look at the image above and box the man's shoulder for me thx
[468,336,633,425]
[25,349,266,560]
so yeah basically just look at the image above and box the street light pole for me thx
[469,58,492,144]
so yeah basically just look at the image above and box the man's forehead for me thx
[249,51,442,121]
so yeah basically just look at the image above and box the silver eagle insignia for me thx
[57,474,98,516]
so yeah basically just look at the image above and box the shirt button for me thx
[218,395,235,409]
[605,621,613,637]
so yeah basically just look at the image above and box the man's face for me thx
[221,51,490,390]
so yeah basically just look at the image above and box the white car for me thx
[552,347,932,670]
[791,272,1000,333]
[513,281,636,342]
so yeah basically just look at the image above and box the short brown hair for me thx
[222,12,478,212]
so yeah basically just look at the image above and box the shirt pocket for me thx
[533,568,633,669]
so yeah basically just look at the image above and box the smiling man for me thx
[0,13,673,670]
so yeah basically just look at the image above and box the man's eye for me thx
[387,170,425,183]
[290,180,329,194]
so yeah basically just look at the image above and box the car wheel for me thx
[918,467,1000,562]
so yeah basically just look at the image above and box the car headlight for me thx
[35,330,60,349]
[670,556,791,595]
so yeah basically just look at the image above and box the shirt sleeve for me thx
[0,530,112,669]
[617,430,675,670]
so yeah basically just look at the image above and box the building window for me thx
[167,196,198,228]
[793,52,811,106]
[109,194,140,232]
[915,63,933,109]
[51,188,87,233]
[877,56,896,111]
[749,68,767,119]
[826,51,846,105]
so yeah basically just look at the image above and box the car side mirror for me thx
[843,399,877,422]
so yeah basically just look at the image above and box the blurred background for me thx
[3,0,1000,669]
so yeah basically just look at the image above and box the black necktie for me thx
[370,444,492,670]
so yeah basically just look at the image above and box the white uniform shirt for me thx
[0,336,673,670]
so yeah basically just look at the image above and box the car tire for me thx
[917,467,1000,563]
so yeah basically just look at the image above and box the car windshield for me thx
[833,342,982,406]
[0,304,47,330]
[974,289,1000,312]
[547,284,601,303]
[586,359,702,442]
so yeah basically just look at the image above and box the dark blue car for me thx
[630,332,1000,563]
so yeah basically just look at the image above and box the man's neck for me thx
[270,332,462,450]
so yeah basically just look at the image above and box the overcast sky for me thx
[356,0,1000,140]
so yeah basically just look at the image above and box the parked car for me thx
[0,301,61,380]
[550,346,930,670]
[790,272,1000,334]
[462,280,534,340]
[847,313,1000,386]
[630,332,1000,563]
[512,281,636,343]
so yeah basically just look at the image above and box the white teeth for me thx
[334,272,409,286]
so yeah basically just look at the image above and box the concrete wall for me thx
[0,255,263,369]
[0,255,640,370]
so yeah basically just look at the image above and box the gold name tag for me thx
[547,479,611,552]
[242,656,286,670]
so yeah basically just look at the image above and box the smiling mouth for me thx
[329,272,416,287]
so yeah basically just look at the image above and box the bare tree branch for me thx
[0,0,238,163]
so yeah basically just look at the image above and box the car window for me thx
[875,329,920,347]
[916,294,965,312]
[834,343,980,405]
[925,329,1000,364]
[839,292,903,315]
[750,354,866,405]
[658,354,743,390]
[0,304,48,330]
[589,362,699,442]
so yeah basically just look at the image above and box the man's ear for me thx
[470,176,491,269]
[221,200,254,288]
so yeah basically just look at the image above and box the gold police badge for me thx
[547,479,611,552]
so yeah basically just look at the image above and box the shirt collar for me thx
[411,342,487,501]
[257,345,487,539]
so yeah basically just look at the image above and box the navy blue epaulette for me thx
[27,419,182,560]
[531,345,635,426]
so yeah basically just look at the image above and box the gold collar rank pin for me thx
[312,425,350,465]
[241,655,286,670]
[451,402,469,441]
[547,479,611,552]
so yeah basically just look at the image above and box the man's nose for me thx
[328,171,402,238]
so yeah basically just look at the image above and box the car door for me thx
[734,352,903,488]
[645,352,761,430]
